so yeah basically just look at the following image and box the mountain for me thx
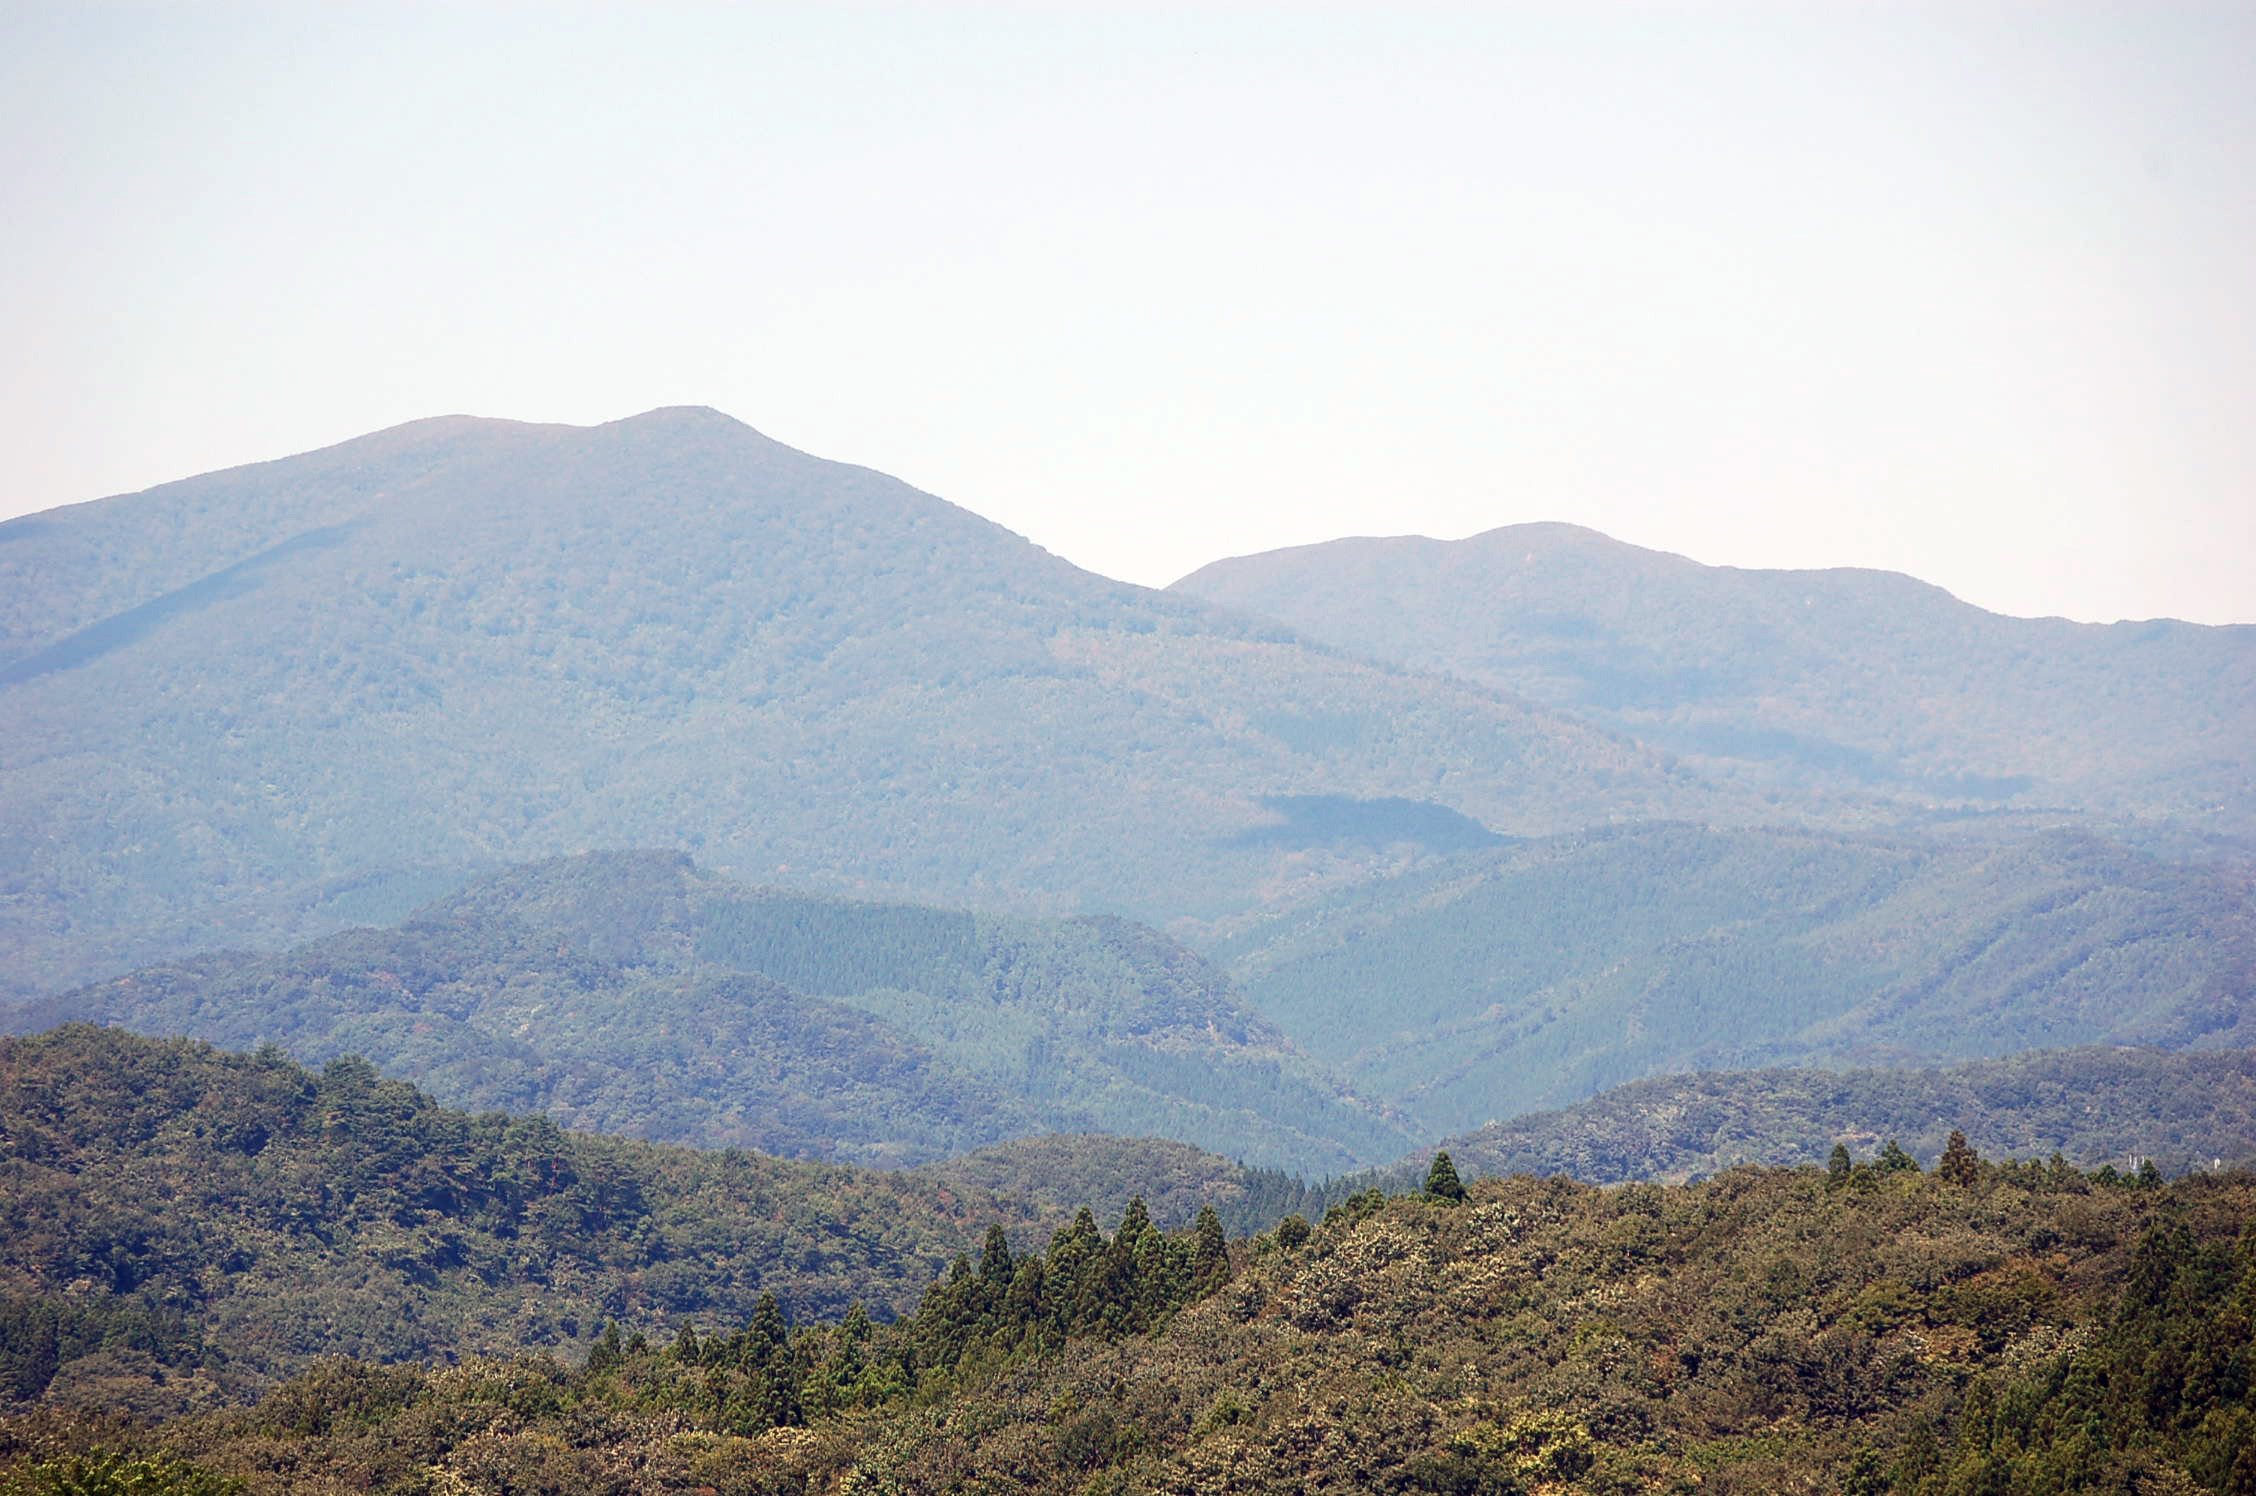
[6,850,1417,1174]
[0,411,1739,996]
[1428,1045,2256,1185]
[1206,821,2256,1131]
[1173,522,2256,831]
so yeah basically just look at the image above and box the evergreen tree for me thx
[978,1223,1014,1288]
[1826,1142,1853,1189]
[1877,1138,1921,1173]
[1190,1203,1232,1294]
[1937,1130,1979,1186]
[1425,1150,1468,1203]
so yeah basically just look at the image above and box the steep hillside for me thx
[1174,522,2256,830]
[8,852,1417,1173]
[1433,1046,2256,1184]
[1208,822,2256,1130]
[0,411,1728,994]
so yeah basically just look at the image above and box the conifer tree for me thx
[1191,1203,1232,1294]
[1938,1130,1980,1187]
[1425,1150,1468,1203]
[979,1223,1014,1287]
[1877,1138,1921,1174]
[1826,1142,1853,1188]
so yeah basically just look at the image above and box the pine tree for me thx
[1878,1138,1921,1174]
[1425,1150,1468,1203]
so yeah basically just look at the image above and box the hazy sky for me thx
[4,4,2251,624]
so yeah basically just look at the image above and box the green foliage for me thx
[0,1451,239,1496]
[1424,1151,1468,1203]
[0,1026,1265,1407]
[21,1163,2255,1494]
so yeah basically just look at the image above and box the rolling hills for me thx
[1174,521,2256,832]
[0,410,1734,995]
[6,851,1417,1174]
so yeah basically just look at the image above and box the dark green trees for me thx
[1425,1150,1468,1203]
[1937,1130,1980,1187]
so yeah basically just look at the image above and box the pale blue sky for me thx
[4,3,2251,623]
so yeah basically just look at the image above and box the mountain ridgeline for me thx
[0,409,1730,995]
[1173,522,2256,833]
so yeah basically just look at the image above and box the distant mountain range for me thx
[1175,522,2255,831]
[0,409,1735,994]
[5,406,2250,1187]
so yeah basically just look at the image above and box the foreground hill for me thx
[0,1026,1279,1416]
[1432,1046,2256,1185]
[1209,821,2256,1129]
[0,410,1731,993]
[1174,521,2256,831]
[19,1150,2256,1494]
[7,852,1415,1173]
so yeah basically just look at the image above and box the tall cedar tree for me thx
[1425,1151,1468,1203]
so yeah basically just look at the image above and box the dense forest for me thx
[0,1026,1341,1420]
[6,1110,2254,1492]
[1431,1046,2256,1184]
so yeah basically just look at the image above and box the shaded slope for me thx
[1174,521,2256,829]
[1210,822,2256,1131]
[1,412,1729,993]
[9,851,1417,1173]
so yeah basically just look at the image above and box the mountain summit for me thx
[1,411,1718,991]
[1174,523,2255,828]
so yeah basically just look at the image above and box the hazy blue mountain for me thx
[1173,522,2256,831]
[6,851,1418,1173]
[1208,821,2256,1131]
[0,411,1738,994]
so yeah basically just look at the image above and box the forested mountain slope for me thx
[1431,1046,2256,1185]
[0,409,1733,994]
[1209,821,2256,1129]
[19,1148,2256,1495]
[1174,521,2256,831]
[0,1026,1287,1416]
[6,852,1415,1174]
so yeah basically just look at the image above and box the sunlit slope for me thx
[0,411,1733,992]
[1175,522,2256,829]
[1210,822,2256,1131]
[7,851,1419,1173]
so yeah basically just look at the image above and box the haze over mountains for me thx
[1,407,1726,994]
[1175,523,2256,831]
[4,404,2251,1189]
